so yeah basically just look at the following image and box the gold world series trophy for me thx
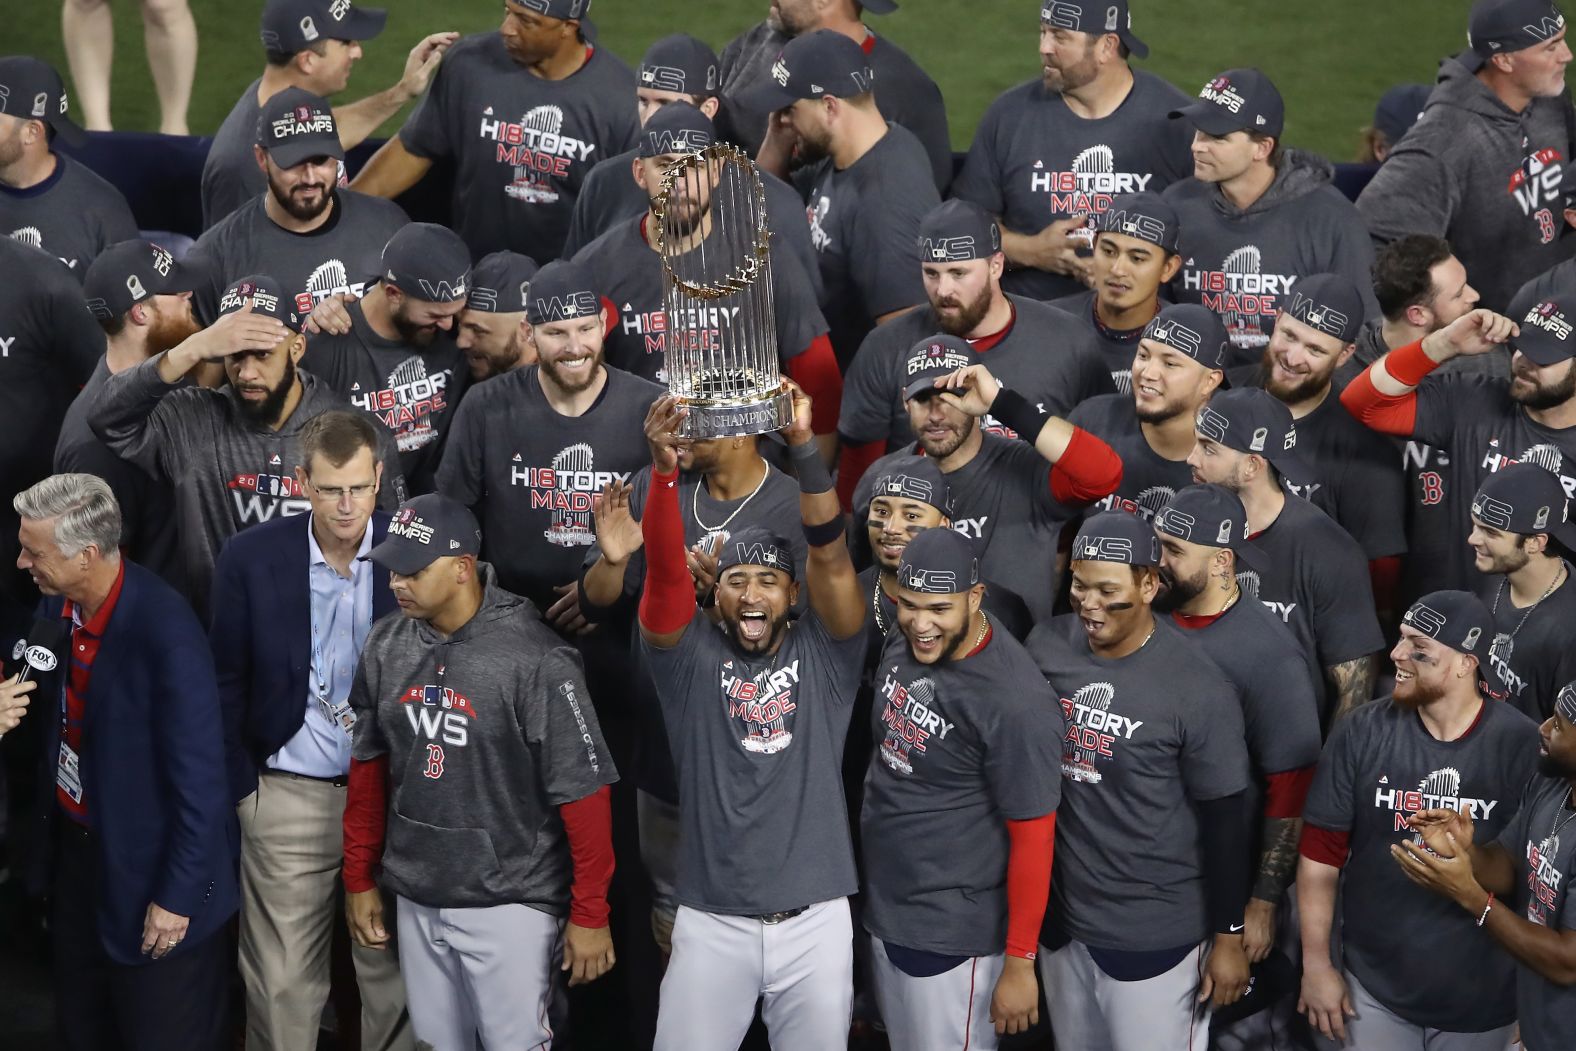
[653,142,794,438]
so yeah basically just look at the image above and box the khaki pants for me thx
[238,771,412,1051]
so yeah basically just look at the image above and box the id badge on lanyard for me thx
[312,622,357,737]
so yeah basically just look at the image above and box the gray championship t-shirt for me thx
[798,123,941,363]
[397,33,639,260]
[953,71,1194,302]
[1478,572,1576,721]
[853,436,1086,622]
[1050,288,1164,395]
[861,628,1064,956]
[1069,392,1195,521]
[642,607,864,915]
[306,299,471,494]
[837,296,1114,450]
[1495,773,1576,1051]
[571,214,826,385]
[1029,618,1251,951]
[0,153,138,280]
[436,364,660,610]
[186,190,410,325]
[1303,697,1537,1031]
[202,79,266,230]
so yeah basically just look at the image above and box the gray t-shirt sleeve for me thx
[349,649,388,761]
[434,392,487,507]
[983,681,1064,820]
[772,248,830,360]
[398,60,458,161]
[1301,712,1364,832]
[951,96,1008,219]
[836,325,898,443]
[1306,531,1385,667]
[851,189,931,318]
[1178,680,1251,802]
[520,644,619,804]
[84,355,189,478]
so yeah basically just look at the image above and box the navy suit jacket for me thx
[209,511,396,803]
[30,560,239,966]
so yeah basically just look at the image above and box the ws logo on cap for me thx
[535,290,598,322]
[1196,405,1230,443]
[416,278,468,302]
[1075,535,1144,563]
[1144,318,1202,357]
[1402,602,1447,638]
[919,235,992,262]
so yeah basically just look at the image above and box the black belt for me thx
[752,906,808,925]
[262,767,348,788]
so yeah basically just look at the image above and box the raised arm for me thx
[349,135,435,200]
[780,380,865,640]
[333,33,457,149]
[1340,309,1516,435]
[635,396,697,649]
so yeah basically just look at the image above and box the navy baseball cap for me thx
[917,200,1002,262]
[526,260,600,325]
[743,30,874,113]
[639,33,720,96]
[1039,0,1149,59]
[1195,388,1314,483]
[638,102,713,158]
[256,87,344,167]
[260,0,387,53]
[1096,192,1180,255]
[368,494,482,575]
[1463,0,1566,71]
[1154,484,1270,572]
[871,459,954,518]
[1142,304,1229,370]
[1373,83,1432,144]
[1170,68,1285,139]
[1279,273,1365,345]
[1401,591,1508,696]
[716,526,796,579]
[466,251,539,314]
[382,223,471,303]
[896,527,980,595]
[218,274,304,333]
[1472,462,1576,549]
[83,240,199,321]
[1073,510,1162,566]
[902,334,976,401]
[1509,291,1576,365]
[0,56,86,146]
[1557,678,1576,724]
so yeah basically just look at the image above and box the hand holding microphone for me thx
[1,636,59,736]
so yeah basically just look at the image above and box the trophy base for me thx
[678,389,794,439]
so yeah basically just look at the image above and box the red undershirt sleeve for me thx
[342,755,389,893]
[1005,811,1056,959]
[1264,766,1316,820]
[559,785,615,928]
[1338,340,1439,435]
[638,465,695,635]
[836,438,885,513]
[1297,823,1351,868]
[1049,427,1124,505]
[784,335,841,435]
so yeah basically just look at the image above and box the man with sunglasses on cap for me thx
[353,0,639,261]
[854,344,1123,622]
[860,526,1062,1048]
[572,104,841,458]
[188,87,411,325]
[1051,192,1184,394]
[0,55,137,279]
[1399,676,1576,1051]
[1153,485,1322,978]
[1298,591,1538,1048]
[1359,0,1575,315]
[954,1,1193,301]
[342,492,619,1049]
[1187,387,1384,724]
[87,274,405,613]
[303,222,472,493]
[718,0,951,192]
[837,199,1113,504]
[1469,462,1576,719]
[1029,510,1254,1049]
[1165,68,1378,364]
[1069,303,1226,521]
[619,383,867,1050]
[203,0,456,229]
[1343,291,1576,599]
[455,250,539,381]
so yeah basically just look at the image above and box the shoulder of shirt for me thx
[56,152,131,206]
[338,188,410,224]
[1130,68,1192,105]
[867,34,936,85]
[1273,494,1365,551]
[1160,177,1210,205]
[442,31,511,66]
[583,44,637,83]
[604,364,665,397]
[1069,391,1127,424]
[980,77,1048,118]
[1481,696,1542,735]
[195,195,266,247]
[866,123,932,168]
[572,215,642,263]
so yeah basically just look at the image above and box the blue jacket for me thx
[29,560,239,966]
[210,511,396,803]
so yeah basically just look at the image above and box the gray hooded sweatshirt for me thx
[1358,55,1576,313]
[350,564,618,911]
[87,358,407,612]
[1166,149,1380,367]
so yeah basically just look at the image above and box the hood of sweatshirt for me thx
[1210,148,1336,219]
[1426,53,1530,129]
[409,562,540,648]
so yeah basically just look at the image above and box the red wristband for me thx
[1385,338,1441,387]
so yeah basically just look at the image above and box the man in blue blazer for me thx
[14,473,236,1050]
[209,409,411,1051]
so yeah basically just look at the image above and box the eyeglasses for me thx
[310,482,376,500]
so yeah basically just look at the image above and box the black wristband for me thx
[988,387,1047,443]
[802,516,845,548]
[788,439,833,494]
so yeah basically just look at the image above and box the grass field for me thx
[13,0,1479,160]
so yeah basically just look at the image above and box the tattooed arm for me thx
[1327,653,1378,724]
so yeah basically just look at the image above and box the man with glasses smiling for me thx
[209,409,412,1051]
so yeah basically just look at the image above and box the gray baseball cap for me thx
[1072,510,1162,566]
[742,30,874,113]
[716,526,796,580]
[1401,590,1508,696]
[1040,0,1149,59]
[256,87,344,167]
[1154,484,1270,572]
[367,494,482,575]
[260,0,387,54]
[901,335,976,401]
[1279,273,1365,345]
[83,240,199,321]
[0,56,86,146]
[1471,462,1576,550]
[382,223,471,304]
[896,527,980,595]
[1194,388,1314,484]
[917,200,1002,262]
[638,33,720,95]
[466,251,539,315]
[218,274,304,333]
[871,459,954,518]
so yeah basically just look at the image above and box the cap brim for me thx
[365,537,438,576]
[1268,449,1315,487]
[1511,333,1576,367]
[266,138,347,169]
[576,13,598,43]
[1458,48,1490,73]
[1476,651,1511,700]
[51,114,87,148]
[738,79,802,116]
[861,0,899,11]
[1168,102,1246,137]
[1119,30,1149,60]
[164,258,204,296]
[342,7,388,40]
[1230,537,1271,574]
[903,374,946,401]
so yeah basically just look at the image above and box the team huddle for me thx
[5,0,1576,1049]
